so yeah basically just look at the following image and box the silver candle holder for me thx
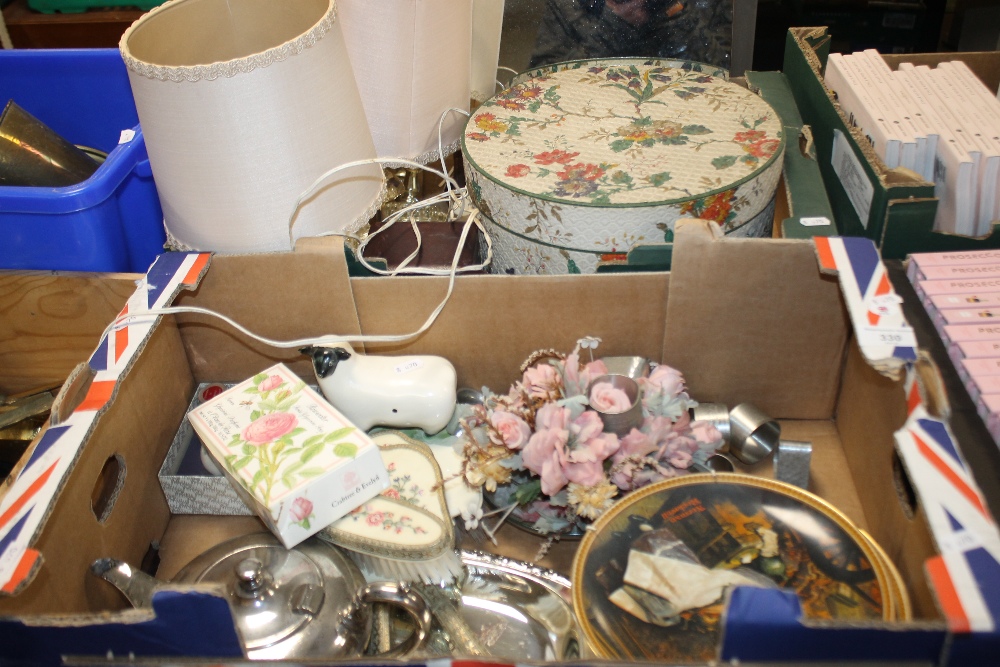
[727,403,781,465]
[588,374,643,437]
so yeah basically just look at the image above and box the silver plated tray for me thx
[387,550,584,660]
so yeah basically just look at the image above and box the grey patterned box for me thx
[158,383,253,515]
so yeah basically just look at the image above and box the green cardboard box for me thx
[783,26,1000,259]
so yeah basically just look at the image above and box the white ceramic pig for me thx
[301,343,457,434]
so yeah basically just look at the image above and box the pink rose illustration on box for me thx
[258,374,284,392]
[290,497,314,530]
[221,371,358,505]
[243,412,298,444]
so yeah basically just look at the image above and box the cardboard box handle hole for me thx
[892,450,918,521]
[92,454,126,524]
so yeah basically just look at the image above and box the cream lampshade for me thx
[337,0,473,164]
[120,0,384,253]
[471,0,505,104]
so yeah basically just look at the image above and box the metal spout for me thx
[90,558,160,609]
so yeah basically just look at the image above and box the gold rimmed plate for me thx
[572,474,893,663]
[860,528,911,621]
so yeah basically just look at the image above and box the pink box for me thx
[933,306,1000,327]
[981,394,1000,445]
[964,373,1000,404]
[908,251,1000,285]
[949,340,1000,362]
[908,249,1000,269]
[913,277,1000,298]
[965,372,1000,408]
[963,357,1000,378]
[926,291,1000,310]
[941,322,1000,344]
[910,263,1000,282]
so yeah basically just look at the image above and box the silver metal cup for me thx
[588,374,643,436]
[691,453,736,473]
[691,402,731,445]
[599,356,650,380]
[727,403,780,465]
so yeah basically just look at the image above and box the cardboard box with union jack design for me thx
[0,224,998,664]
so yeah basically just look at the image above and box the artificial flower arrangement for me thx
[458,338,725,536]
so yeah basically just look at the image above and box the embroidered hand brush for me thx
[317,432,464,585]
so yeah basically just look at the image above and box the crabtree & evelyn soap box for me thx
[187,363,388,548]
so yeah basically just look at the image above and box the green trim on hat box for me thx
[474,193,775,255]
[510,57,729,87]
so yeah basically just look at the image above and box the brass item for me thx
[380,168,449,222]
[0,100,100,187]
[0,391,55,431]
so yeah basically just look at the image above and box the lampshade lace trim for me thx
[379,139,462,170]
[120,1,337,82]
[471,88,496,104]
[162,179,386,253]
[343,179,389,236]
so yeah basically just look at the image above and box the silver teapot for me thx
[91,532,432,660]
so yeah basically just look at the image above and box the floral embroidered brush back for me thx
[320,436,455,561]
[462,59,785,274]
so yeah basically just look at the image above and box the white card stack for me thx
[825,52,903,168]
[824,50,1000,237]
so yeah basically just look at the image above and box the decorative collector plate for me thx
[571,474,893,662]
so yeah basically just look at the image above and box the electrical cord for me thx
[102,108,489,351]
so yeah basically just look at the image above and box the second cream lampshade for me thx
[120,0,384,253]
[471,0,505,104]
[337,0,473,165]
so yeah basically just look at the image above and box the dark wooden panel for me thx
[3,0,143,48]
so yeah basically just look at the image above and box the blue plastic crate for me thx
[0,49,166,273]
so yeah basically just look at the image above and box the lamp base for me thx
[380,167,448,222]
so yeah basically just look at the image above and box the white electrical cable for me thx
[102,207,478,348]
[353,206,493,277]
[495,65,519,92]
[102,108,490,351]
[287,155,460,248]
[437,108,470,207]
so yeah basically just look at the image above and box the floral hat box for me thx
[463,59,785,274]
[187,363,389,548]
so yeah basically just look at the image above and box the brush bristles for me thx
[348,549,465,585]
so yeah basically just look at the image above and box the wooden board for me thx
[0,271,137,396]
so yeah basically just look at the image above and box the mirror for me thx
[496,0,756,81]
